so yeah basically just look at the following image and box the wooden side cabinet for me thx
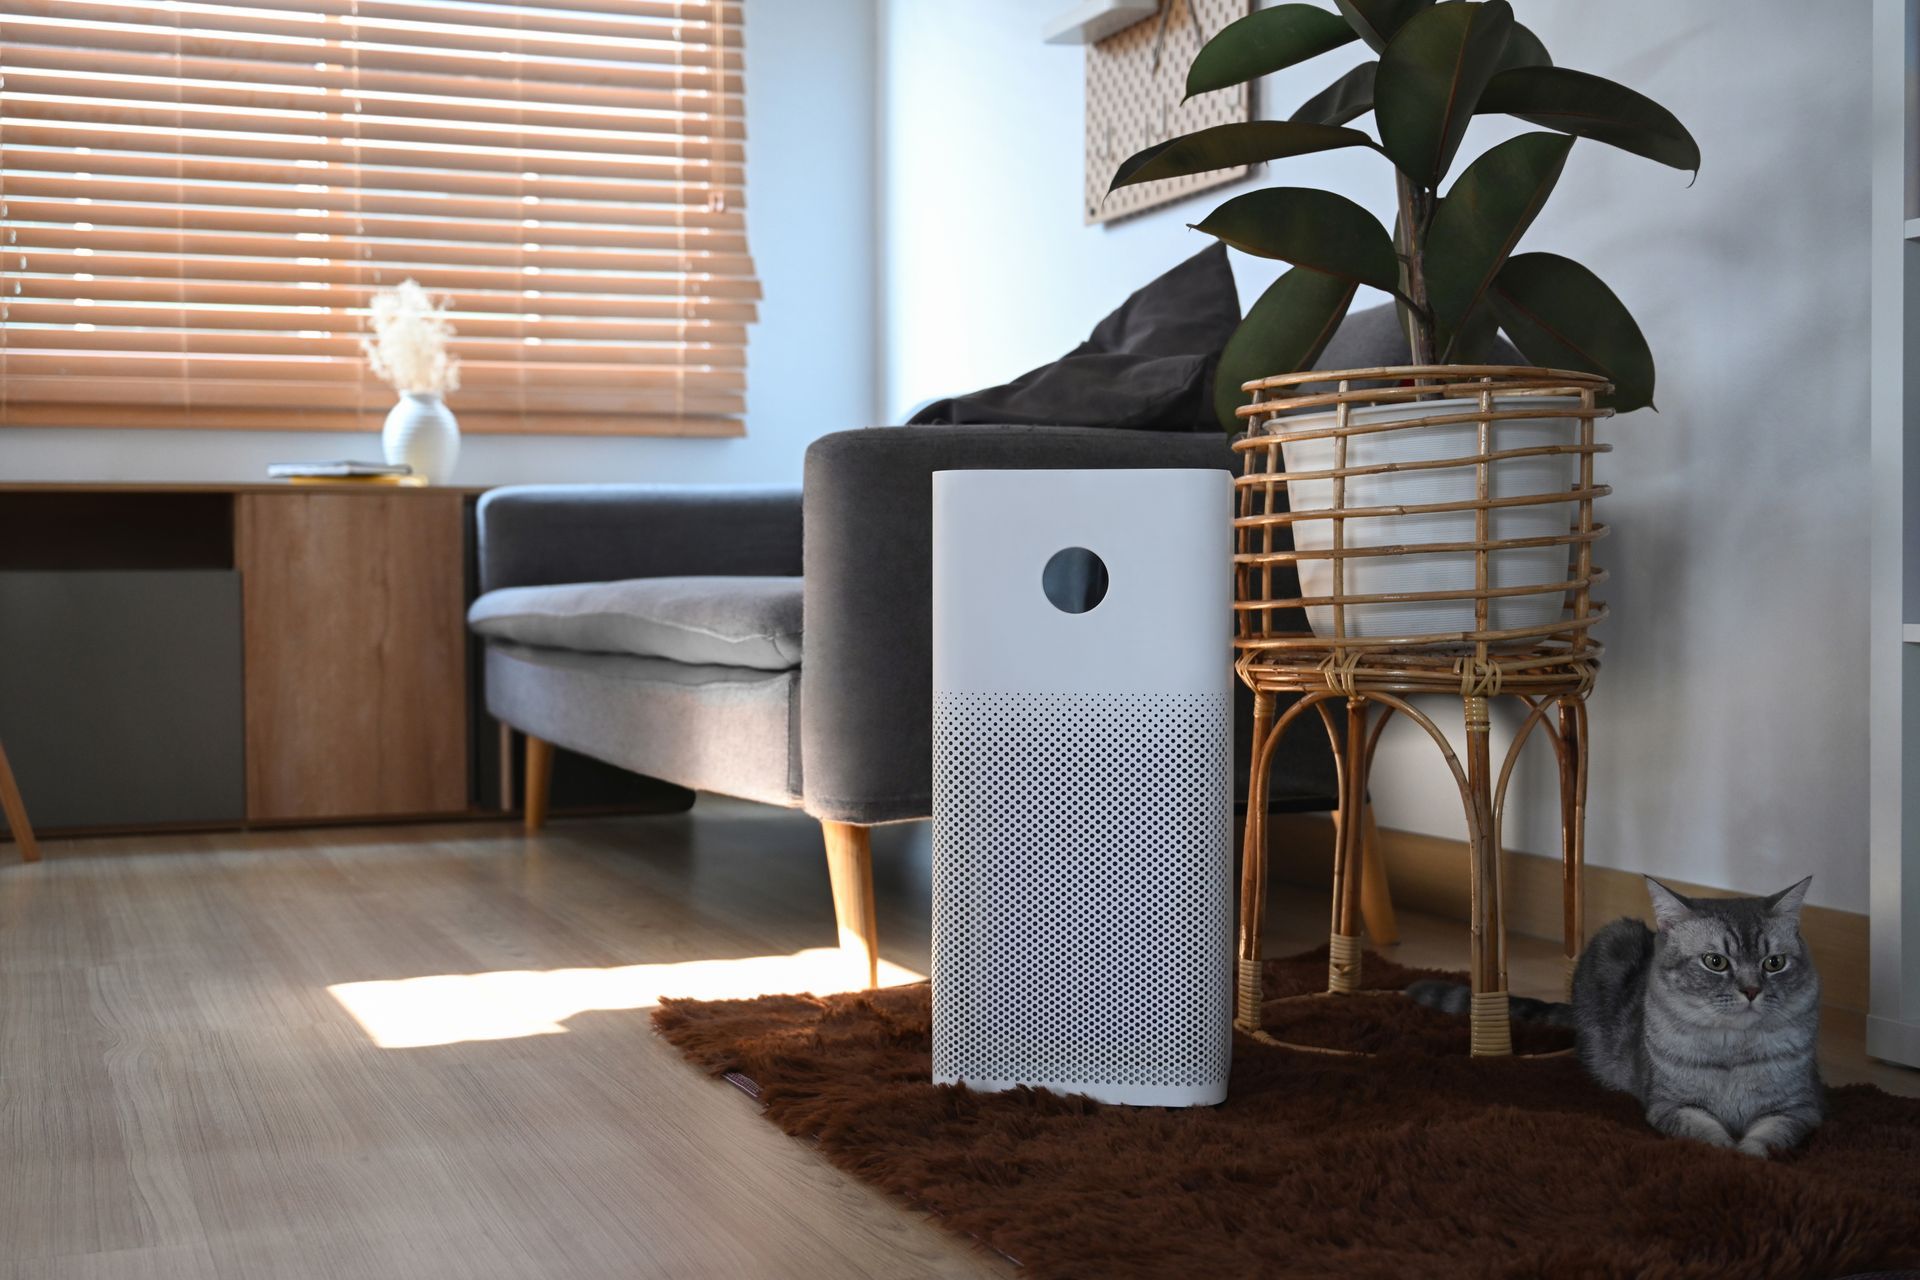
[0,482,678,841]
[0,484,475,834]
[238,492,468,822]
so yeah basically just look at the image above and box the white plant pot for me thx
[381,392,460,484]
[1274,395,1581,643]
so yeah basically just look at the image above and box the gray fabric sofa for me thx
[476,487,806,811]
[470,429,1343,988]
[470,306,1452,984]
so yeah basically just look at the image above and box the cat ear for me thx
[1644,877,1694,930]
[1765,875,1813,918]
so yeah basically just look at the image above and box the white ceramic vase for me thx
[1275,395,1581,643]
[381,392,460,484]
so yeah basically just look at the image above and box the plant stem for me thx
[1394,170,1435,367]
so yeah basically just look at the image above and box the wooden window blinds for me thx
[0,0,754,436]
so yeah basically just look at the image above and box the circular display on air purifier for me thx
[1041,547,1109,614]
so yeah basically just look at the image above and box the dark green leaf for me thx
[1215,266,1359,430]
[1439,0,1548,65]
[1109,121,1376,191]
[1186,5,1358,100]
[1424,131,1573,348]
[1375,0,1515,187]
[1477,66,1699,174]
[1494,21,1551,71]
[1335,0,1433,53]
[1291,63,1376,127]
[1487,252,1656,411]
[1191,188,1399,291]
[1448,302,1507,362]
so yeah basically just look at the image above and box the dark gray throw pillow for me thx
[908,243,1241,433]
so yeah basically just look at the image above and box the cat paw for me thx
[1735,1137,1775,1159]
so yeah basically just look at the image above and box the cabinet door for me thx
[238,493,467,820]
[0,570,245,829]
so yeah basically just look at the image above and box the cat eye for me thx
[1763,955,1790,973]
[1700,953,1730,973]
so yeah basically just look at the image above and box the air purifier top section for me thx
[932,468,1232,697]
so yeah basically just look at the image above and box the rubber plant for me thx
[1109,0,1697,428]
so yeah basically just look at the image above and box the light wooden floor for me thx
[3,801,1913,1279]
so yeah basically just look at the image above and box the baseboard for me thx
[1262,814,1871,1014]
[1866,1014,1920,1068]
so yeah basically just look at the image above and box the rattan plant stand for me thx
[1233,366,1611,1058]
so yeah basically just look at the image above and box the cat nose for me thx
[1741,986,1760,1001]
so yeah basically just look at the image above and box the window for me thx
[0,0,754,436]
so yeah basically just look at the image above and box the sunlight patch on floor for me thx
[328,949,925,1049]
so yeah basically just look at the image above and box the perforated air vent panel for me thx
[931,691,1232,1104]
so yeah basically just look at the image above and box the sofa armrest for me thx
[477,484,803,593]
[799,425,1240,825]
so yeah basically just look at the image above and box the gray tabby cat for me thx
[1409,876,1823,1158]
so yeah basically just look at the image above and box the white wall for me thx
[881,0,1873,911]
[0,0,879,489]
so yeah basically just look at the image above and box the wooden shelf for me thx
[1042,0,1157,43]
[0,491,234,571]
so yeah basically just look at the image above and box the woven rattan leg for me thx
[1237,690,1276,1031]
[1327,698,1368,993]
[1464,696,1511,1056]
[1559,697,1589,994]
[1357,807,1398,946]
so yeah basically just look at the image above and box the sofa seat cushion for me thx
[484,643,801,807]
[469,575,802,670]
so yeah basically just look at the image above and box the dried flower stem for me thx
[361,279,460,396]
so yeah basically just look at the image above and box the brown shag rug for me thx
[652,948,1920,1279]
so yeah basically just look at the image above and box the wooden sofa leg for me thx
[523,734,554,834]
[1358,806,1398,947]
[821,820,879,989]
[0,739,40,864]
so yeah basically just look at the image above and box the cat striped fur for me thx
[1407,876,1824,1158]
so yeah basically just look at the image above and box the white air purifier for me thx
[930,468,1234,1108]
